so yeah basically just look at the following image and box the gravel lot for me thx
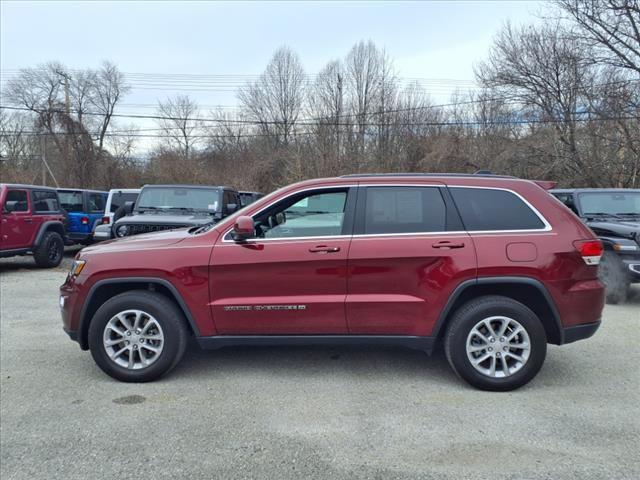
[1,252,639,480]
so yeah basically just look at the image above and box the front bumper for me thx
[562,320,601,344]
[622,259,640,282]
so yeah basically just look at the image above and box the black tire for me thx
[444,295,547,391]
[599,251,629,304]
[33,230,64,268]
[88,291,188,382]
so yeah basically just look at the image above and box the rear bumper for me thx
[67,232,93,243]
[562,320,601,344]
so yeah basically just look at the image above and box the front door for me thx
[1,189,35,250]
[346,184,477,336]
[209,187,356,334]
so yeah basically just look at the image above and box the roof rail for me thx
[339,172,516,179]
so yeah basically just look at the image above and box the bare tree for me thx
[555,0,640,75]
[238,46,305,147]
[156,94,202,160]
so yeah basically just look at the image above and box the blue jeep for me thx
[57,189,108,244]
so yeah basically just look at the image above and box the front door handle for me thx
[432,240,465,249]
[23,218,33,224]
[309,245,341,253]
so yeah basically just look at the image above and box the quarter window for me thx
[32,191,59,213]
[4,190,29,212]
[89,193,106,213]
[254,190,348,239]
[363,187,446,234]
[450,187,545,231]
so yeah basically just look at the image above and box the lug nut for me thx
[496,352,501,357]
[135,330,141,335]
[503,346,508,351]
[126,331,131,336]
[500,337,506,342]
[488,347,493,352]
[133,344,138,350]
[139,338,144,343]
[489,337,495,343]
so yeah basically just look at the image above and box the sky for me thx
[0,0,544,150]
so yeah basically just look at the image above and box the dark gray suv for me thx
[112,184,240,238]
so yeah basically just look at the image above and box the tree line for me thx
[1,0,638,192]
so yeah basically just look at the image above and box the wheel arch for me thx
[434,277,564,345]
[78,277,200,350]
[34,221,65,247]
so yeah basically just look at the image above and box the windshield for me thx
[579,192,640,216]
[58,191,83,212]
[136,187,222,212]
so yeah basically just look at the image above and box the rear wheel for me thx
[599,251,629,304]
[88,291,188,382]
[444,295,547,391]
[33,231,64,268]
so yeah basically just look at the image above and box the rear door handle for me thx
[23,218,33,224]
[309,245,341,253]
[432,240,465,249]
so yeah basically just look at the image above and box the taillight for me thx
[81,216,89,225]
[101,216,110,225]
[573,239,603,265]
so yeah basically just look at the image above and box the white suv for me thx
[92,188,140,241]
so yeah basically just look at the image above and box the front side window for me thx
[363,186,447,234]
[450,187,545,231]
[32,191,59,213]
[254,190,348,239]
[89,193,106,213]
[58,191,84,212]
[4,190,29,212]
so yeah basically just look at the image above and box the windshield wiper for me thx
[584,212,624,219]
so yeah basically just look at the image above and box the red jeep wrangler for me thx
[1,184,66,268]
[60,174,605,390]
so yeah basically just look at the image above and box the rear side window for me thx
[32,191,60,213]
[450,187,545,231]
[89,193,106,213]
[4,190,29,212]
[363,187,446,234]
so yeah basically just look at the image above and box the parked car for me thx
[551,188,639,303]
[111,184,240,238]
[57,189,108,245]
[60,173,604,390]
[239,191,263,207]
[1,183,66,267]
[92,188,140,242]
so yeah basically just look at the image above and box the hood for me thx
[82,228,193,253]
[117,211,217,226]
[587,219,640,241]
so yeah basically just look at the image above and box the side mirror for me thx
[232,216,255,242]
[124,201,135,214]
[3,202,16,214]
[227,203,238,214]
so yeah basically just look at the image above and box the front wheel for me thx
[88,291,188,382]
[444,296,547,391]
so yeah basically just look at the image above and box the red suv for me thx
[60,174,605,390]
[1,184,66,268]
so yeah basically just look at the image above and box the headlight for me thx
[69,259,86,277]
[116,225,130,237]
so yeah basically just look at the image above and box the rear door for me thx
[1,188,34,249]
[209,186,356,334]
[346,183,477,336]
[87,192,107,232]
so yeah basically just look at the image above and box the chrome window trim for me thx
[221,183,552,243]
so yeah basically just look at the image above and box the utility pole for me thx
[55,69,72,170]
[41,135,47,186]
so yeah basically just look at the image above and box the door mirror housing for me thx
[124,201,135,214]
[232,216,255,242]
[3,202,16,214]
[227,203,238,214]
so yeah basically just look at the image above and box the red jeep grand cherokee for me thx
[60,174,605,390]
